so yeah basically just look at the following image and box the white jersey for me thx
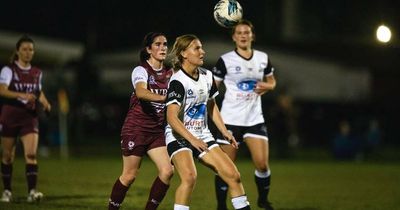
[165,67,219,145]
[212,49,274,126]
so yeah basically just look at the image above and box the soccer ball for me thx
[213,0,243,28]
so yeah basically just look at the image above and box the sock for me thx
[174,204,189,210]
[26,164,38,192]
[145,176,170,210]
[108,178,131,210]
[255,169,271,204]
[215,175,228,209]
[231,195,250,210]
[1,163,12,191]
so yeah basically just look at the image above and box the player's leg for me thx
[1,137,16,202]
[21,132,43,202]
[145,146,174,210]
[202,146,250,210]
[109,155,142,210]
[215,144,238,210]
[171,150,197,210]
[245,137,273,209]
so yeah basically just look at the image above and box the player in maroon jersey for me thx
[108,32,174,210]
[0,35,51,203]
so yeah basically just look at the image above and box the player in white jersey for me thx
[165,34,251,210]
[212,20,276,210]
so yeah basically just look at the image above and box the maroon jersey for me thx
[0,63,42,129]
[121,62,173,135]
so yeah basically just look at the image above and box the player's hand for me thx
[222,131,238,149]
[18,93,36,102]
[190,138,209,153]
[43,102,51,113]
[254,81,269,95]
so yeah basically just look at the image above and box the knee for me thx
[25,153,37,161]
[181,171,197,188]
[224,170,242,185]
[2,157,13,164]
[120,171,137,185]
[254,161,268,172]
[159,166,174,180]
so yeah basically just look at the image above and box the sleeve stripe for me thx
[166,99,181,107]
[213,76,223,81]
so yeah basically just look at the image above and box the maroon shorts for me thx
[0,105,39,137]
[121,131,166,157]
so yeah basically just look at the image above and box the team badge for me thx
[149,75,157,85]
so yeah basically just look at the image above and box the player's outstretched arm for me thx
[207,99,238,149]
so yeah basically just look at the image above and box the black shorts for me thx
[167,139,219,160]
[215,123,269,145]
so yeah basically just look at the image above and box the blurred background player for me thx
[108,32,174,210]
[212,19,276,210]
[165,34,251,210]
[0,35,51,202]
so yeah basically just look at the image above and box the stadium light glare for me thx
[376,25,392,43]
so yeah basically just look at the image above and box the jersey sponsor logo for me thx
[168,91,181,99]
[237,79,257,92]
[186,104,206,119]
[13,83,39,92]
[150,88,167,96]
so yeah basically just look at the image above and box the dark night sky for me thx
[1,1,398,47]
[1,0,399,65]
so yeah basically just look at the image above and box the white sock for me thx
[174,204,189,210]
[255,169,271,178]
[231,195,250,209]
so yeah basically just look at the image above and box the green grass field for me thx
[0,156,399,210]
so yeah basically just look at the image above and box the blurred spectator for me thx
[332,120,361,160]
[270,93,299,158]
[363,119,382,159]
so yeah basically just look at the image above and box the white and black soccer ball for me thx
[213,0,243,28]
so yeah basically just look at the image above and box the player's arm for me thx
[208,99,238,148]
[38,91,51,112]
[0,84,36,102]
[254,74,276,95]
[207,75,238,148]
[212,57,226,89]
[135,82,166,102]
[254,58,276,95]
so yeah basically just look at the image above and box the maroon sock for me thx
[108,178,131,210]
[1,163,12,191]
[145,176,170,210]
[26,164,38,192]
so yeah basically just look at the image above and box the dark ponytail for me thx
[139,32,165,63]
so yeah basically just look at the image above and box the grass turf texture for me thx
[0,157,399,210]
